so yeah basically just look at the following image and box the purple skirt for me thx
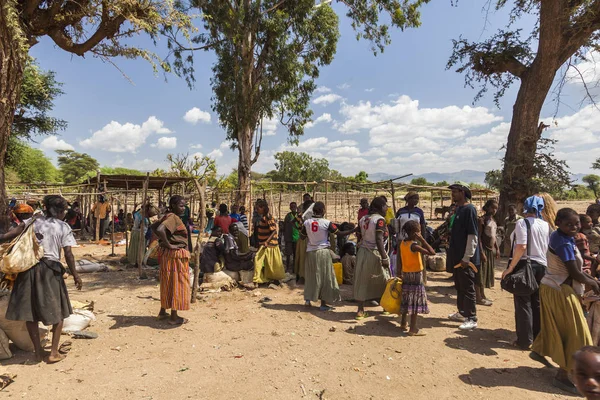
[400,271,429,315]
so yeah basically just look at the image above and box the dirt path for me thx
[0,240,577,400]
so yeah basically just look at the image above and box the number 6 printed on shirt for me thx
[311,221,319,232]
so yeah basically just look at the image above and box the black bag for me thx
[500,219,539,296]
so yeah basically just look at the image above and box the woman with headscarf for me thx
[354,197,390,319]
[530,208,600,393]
[253,199,286,285]
[0,195,82,363]
[12,204,34,226]
[152,195,190,325]
[477,199,499,306]
[503,196,550,350]
[395,192,427,275]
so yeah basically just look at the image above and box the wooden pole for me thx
[137,173,150,279]
[94,172,101,242]
[125,181,129,256]
[390,181,396,215]
[278,191,282,222]
[191,179,207,303]
[110,193,116,256]
[325,181,329,215]
[346,188,351,223]
[430,190,434,221]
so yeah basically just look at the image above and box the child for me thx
[578,214,600,277]
[238,206,249,231]
[341,242,357,285]
[477,199,499,306]
[583,213,600,255]
[589,204,600,228]
[573,346,600,399]
[399,220,435,336]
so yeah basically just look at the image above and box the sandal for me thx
[58,341,72,355]
[355,312,370,320]
[407,331,426,337]
[156,314,169,321]
[477,299,493,306]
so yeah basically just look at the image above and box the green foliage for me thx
[12,59,67,140]
[434,180,449,187]
[557,185,596,201]
[410,177,433,187]
[530,138,571,195]
[484,170,502,190]
[164,153,217,181]
[56,150,99,184]
[267,151,331,183]
[100,167,145,176]
[583,174,600,198]
[593,158,600,171]
[8,140,59,183]
[354,171,369,183]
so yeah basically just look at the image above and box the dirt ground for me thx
[1,200,593,399]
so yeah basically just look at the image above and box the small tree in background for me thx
[583,174,600,199]
[56,150,99,184]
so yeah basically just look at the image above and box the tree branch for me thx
[560,0,600,64]
[251,120,263,166]
[473,52,528,78]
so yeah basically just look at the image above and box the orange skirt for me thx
[158,248,190,311]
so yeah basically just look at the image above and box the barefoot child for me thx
[573,346,600,399]
[400,220,434,336]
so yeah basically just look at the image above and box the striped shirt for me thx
[257,215,278,248]
[239,214,249,230]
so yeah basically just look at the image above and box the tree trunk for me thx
[498,64,557,219]
[235,123,254,208]
[0,3,27,223]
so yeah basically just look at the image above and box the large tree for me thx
[176,1,428,207]
[447,1,600,215]
[56,150,99,184]
[0,0,191,213]
[266,151,331,183]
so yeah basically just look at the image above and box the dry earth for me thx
[1,200,593,399]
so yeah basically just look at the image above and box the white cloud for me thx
[151,137,177,149]
[464,123,510,151]
[315,86,332,93]
[190,144,203,149]
[207,149,223,159]
[131,158,168,171]
[40,135,74,151]
[567,51,600,86]
[191,152,204,159]
[329,146,361,157]
[261,117,278,136]
[220,141,234,150]
[337,83,351,90]
[313,94,343,105]
[365,88,375,92]
[183,107,211,125]
[80,116,172,152]
[305,113,332,129]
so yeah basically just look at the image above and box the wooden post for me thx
[94,172,101,242]
[430,190,434,221]
[312,184,316,202]
[137,173,150,279]
[278,191,282,222]
[249,181,253,236]
[125,180,129,256]
[325,181,329,215]
[269,186,275,220]
[390,181,396,215]
[191,179,207,303]
[440,190,444,209]
[110,193,116,256]
[346,189,351,223]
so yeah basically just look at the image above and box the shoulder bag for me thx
[500,219,539,296]
[0,218,44,274]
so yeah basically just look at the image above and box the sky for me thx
[27,1,600,179]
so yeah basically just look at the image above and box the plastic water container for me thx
[333,262,343,285]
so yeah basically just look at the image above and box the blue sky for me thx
[28,1,599,178]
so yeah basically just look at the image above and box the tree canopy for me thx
[56,150,99,184]
[171,0,429,206]
[8,141,59,184]
[266,151,331,183]
[447,1,600,217]
[583,174,600,198]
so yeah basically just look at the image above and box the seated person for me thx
[200,227,225,274]
[341,242,357,285]
[223,223,255,272]
[231,221,250,253]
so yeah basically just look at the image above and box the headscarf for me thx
[523,195,544,219]
[14,204,34,214]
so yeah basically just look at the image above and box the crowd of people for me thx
[4,188,600,398]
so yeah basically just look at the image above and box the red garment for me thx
[358,208,369,224]
[214,215,234,234]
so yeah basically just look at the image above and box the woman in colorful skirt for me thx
[152,195,190,325]
[301,202,353,311]
[354,197,390,319]
[477,199,499,306]
[1,195,82,363]
[253,199,286,285]
[531,208,600,394]
[399,220,434,336]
